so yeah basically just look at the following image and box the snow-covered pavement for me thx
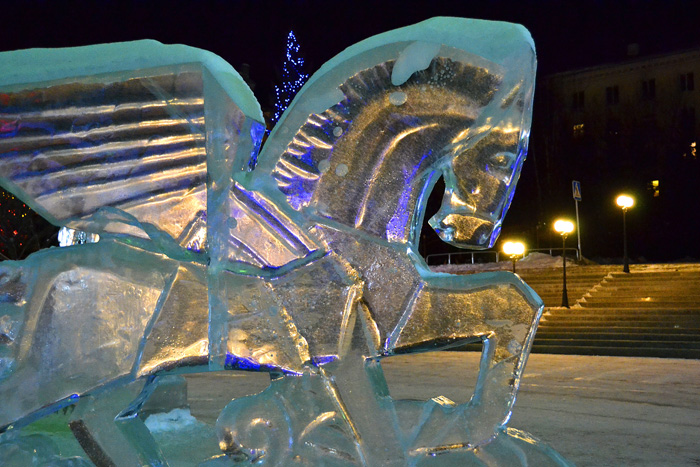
[185,352,700,466]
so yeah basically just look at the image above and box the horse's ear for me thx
[0,40,265,250]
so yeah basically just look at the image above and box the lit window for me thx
[573,123,585,138]
[650,180,660,197]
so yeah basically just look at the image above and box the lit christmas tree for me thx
[0,187,57,260]
[272,31,309,125]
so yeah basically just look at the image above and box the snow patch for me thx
[335,163,349,177]
[389,91,408,106]
[391,41,441,86]
[305,87,345,115]
[430,252,578,274]
[145,408,201,433]
[318,159,331,173]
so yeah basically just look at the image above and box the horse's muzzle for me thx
[430,213,499,249]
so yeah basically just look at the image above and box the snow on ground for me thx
[145,408,221,466]
[430,252,577,274]
[145,408,203,432]
[430,253,700,275]
[181,353,700,467]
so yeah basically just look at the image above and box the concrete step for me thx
[449,341,700,359]
[538,296,568,302]
[536,327,700,336]
[545,304,700,316]
[528,285,598,293]
[592,279,700,284]
[541,299,579,308]
[537,332,700,339]
[540,298,577,305]
[474,263,700,358]
[535,326,700,342]
[576,305,700,312]
[579,301,700,308]
[592,282,700,289]
[533,338,700,349]
[541,314,700,323]
[520,274,610,281]
[539,326,699,333]
[609,271,700,278]
[535,331,700,341]
[610,274,700,279]
[584,289,700,296]
[598,283,700,290]
[535,290,568,295]
[523,277,597,283]
[522,279,607,286]
[529,345,700,359]
[607,273,700,278]
[582,289,700,295]
[594,284,700,291]
[544,307,700,315]
[580,301,700,306]
[539,319,700,328]
[531,288,595,295]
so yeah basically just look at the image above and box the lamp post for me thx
[616,194,634,273]
[554,219,575,308]
[502,241,525,273]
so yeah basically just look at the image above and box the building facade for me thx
[534,47,700,260]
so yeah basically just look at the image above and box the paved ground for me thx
[503,353,700,467]
[185,352,700,466]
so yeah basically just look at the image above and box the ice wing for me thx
[0,40,265,252]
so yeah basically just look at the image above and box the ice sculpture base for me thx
[0,370,570,466]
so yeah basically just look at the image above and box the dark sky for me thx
[2,0,699,106]
[2,0,699,260]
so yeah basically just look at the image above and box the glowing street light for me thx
[616,194,634,210]
[616,194,634,273]
[554,220,574,236]
[502,241,525,273]
[554,219,575,308]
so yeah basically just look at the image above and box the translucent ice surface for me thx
[0,17,570,466]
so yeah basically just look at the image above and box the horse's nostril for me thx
[431,213,496,249]
[431,218,455,242]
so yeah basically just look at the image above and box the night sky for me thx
[2,0,698,101]
[1,0,699,261]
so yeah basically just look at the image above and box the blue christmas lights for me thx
[272,31,309,124]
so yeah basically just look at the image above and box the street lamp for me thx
[554,219,575,308]
[502,241,525,273]
[616,194,634,273]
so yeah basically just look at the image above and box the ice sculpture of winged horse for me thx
[0,17,567,467]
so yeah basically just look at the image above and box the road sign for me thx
[572,180,582,201]
[572,180,582,259]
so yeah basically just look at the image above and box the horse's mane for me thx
[271,56,503,244]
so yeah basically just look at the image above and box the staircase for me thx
[533,266,700,358]
[516,266,618,308]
